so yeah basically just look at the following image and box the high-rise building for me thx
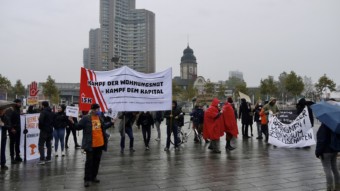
[83,48,89,69]
[229,71,244,80]
[88,28,101,70]
[84,0,155,73]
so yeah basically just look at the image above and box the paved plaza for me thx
[0,119,331,191]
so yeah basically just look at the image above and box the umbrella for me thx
[311,101,340,134]
[0,100,15,110]
[238,91,251,103]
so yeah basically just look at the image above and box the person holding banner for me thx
[6,99,23,164]
[76,103,113,187]
[137,111,154,150]
[119,112,137,153]
[164,100,183,151]
[260,98,279,142]
[38,101,54,165]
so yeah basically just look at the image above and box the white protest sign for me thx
[20,114,41,161]
[66,106,79,118]
[268,107,315,148]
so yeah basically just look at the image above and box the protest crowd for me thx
[1,95,340,190]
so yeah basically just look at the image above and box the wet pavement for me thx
[0,119,330,191]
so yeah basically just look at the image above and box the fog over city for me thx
[1,0,339,87]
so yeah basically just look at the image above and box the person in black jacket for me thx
[164,100,183,151]
[76,103,113,187]
[238,98,252,139]
[6,99,22,164]
[137,111,154,150]
[0,107,10,170]
[38,101,55,165]
[119,112,137,153]
[53,104,70,157]
[296,98,314,127]
[315,123,340,191]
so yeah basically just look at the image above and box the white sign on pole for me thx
[66,106,79,118]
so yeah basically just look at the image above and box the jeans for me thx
[53,128,66,152]
[154,121,161,139]
[38,131,52,161]
[166,125,178,148]
[84,147,103,181]
[242,123,249,137]
[142,125,151,147]
[120,127,134,149]
[256,122,262,138]
[321,152,340,191]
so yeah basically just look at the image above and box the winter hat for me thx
[91,103,100,110]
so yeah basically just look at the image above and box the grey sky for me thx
[1,0,339,87]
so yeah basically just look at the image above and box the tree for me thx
[42,75,59,104]
[217,83,227,100]
[226,76,246,90]
[11,80,26,99]
[302,76,315,100]
[181,82,197,102]
[172,80,182,100]
[315,74,336,99]
[0,74,12,100]
[284,71,304,102]
[277,72,288,102]
[204,80,215,95]
[260,76,278,100]
[235,83,248,96]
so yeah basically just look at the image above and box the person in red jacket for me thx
[221,101,239,151]
[203,98,224,153]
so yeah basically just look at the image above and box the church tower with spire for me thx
[180,45,197,81]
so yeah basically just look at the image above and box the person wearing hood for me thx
[38,101,55,165]
[76,103,113,187]
[203,98,224,153]
[164,100,183,151]
[296,98,314,127]
[5,99,23,164]
[222,100,238,151]
[53,104,71,157]
[260,98,279,142]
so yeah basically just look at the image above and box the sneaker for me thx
[84,181,91,187]
[55,154,58,157]
[15,157,23,162]
[61,151,65,157]
[37,160,45,165]
[130,148,135,152]
[175,147,180,151]
[155,138,160,141]
[164,147,169,151]
[75,145,81,149]
[145,146,150,151]
[1,165,9,170]
[45,159,52,163]
[92,178,100,183]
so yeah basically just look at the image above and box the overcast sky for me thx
[1,0,339,87]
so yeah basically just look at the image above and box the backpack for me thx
[330,131,340,152]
